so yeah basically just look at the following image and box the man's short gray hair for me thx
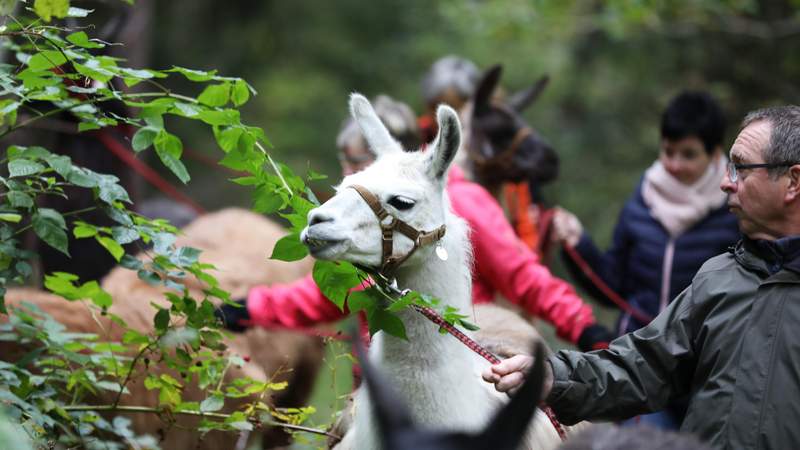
[336,95,421,153]
[420,55,479,105]
[742,105,800,177]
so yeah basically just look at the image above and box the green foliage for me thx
[311,261,361,311]
[0,4,328,448]
[270,233,309,262]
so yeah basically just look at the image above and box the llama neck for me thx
[380,213,472,350]
[395,221,470,312]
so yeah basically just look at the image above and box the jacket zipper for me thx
[659,238,677,312]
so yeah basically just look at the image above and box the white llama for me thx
[300,94,567,450]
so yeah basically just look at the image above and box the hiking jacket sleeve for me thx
[545,284,697,424]
[246,273,347,328]
[449,181,597,344]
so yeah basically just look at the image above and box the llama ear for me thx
[349,93,403,156]
[427,104,461,179]
[473,64,502,115]
[508,75,549,113]
[474,342,547,449]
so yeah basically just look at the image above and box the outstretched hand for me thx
[482,354,554,399]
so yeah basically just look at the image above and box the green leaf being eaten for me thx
[270,234,308,262]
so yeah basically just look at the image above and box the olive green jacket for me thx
[547,239,800,450]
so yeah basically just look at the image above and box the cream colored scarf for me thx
[641,154,728,237]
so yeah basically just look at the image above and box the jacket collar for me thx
[737,235,800,276]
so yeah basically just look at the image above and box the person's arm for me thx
[484,282,699,424]
[246,273,347,328]
[558,205,633,307]
[545,283,699,424]
[450,183,601,345]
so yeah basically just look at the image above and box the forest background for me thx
[150,0,800,253]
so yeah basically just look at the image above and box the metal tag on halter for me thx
[435,245,448,261]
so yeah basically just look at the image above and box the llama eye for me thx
[387,196,415,211]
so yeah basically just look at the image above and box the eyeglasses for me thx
[726,161,797,183]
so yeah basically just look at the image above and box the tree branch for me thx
[61,405,340,439]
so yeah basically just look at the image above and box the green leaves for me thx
[96,236,124,262]
[200,394,225,413]
[33,0,69,22]
[0,9,335,447]
[312,261,361,310]
[131,127,159,152]
[270,233,309,262]
[154,308,170,332]
[368,307,407,340]
[154,130,190,183]
[73,58,116,83]
[231,80,251,106]
[8,159,45,177]
[198,83,231,107]
[7,191,33,209]
[0,213,22,223]
[66,31,103,49]
[345,288,408,340]
[44,272,112,308]
[26,50,67,70]
[169,66,217,82]
[33,208,69,256]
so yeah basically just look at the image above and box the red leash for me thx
[412,304,568,442]
[561,244,654,325]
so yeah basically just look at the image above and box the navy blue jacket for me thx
[564,180,740,335]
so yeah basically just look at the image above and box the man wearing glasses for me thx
[484,106,800,449]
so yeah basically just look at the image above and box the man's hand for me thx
[482,354,554,398]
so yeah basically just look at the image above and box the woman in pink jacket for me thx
[218,95,611,351]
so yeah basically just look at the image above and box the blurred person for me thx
[216,94,613,353]
[418,55,480,143]
[550,91,740,429]
[553,91,739,333]
[484,105,800,450]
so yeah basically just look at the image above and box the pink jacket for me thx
[248,167,596,343]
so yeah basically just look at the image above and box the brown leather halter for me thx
[469,125,534,175]
[348,184,446,275]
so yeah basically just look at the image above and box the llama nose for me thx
[308,209,335,227]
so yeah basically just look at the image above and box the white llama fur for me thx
[303,94,572,450]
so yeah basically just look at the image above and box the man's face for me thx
[659,136,716,185]
[721,120,787,240]
[339,139,376,176]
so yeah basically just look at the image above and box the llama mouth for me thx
[301,233,346,256]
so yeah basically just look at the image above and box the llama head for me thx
[357,336,548,450]
[469,64,559,188]
[300,94,461,270]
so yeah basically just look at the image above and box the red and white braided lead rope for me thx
[412,304,567,442]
